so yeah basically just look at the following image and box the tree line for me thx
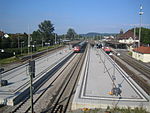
[0,20,83,59]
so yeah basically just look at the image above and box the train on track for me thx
[103,47,111,54]
[73,41,87,53]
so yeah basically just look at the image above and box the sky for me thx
[0,0,150,34]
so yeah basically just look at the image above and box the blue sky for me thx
[0,0,150,34]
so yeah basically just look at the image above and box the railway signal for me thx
[29,60,35,78]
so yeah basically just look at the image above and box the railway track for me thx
[44,47,87,113]
[110,50,150,95]
[9,52,76,113]
[118,51,150,80]
[9,44,87,113]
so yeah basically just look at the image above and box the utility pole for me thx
[29,60,35,113]
[18,37,20,48]
[42,36,44,48]
[55,33,57,44]
[138,5,144,47]
[28,25,30,54]
[134,27,136,47]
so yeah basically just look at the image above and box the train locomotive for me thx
[103,47,111,54]
[73,41,86,53]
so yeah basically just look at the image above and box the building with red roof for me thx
[117,30,139,44]
[132,46,150,62]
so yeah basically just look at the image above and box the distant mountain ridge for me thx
[80,32,117,37]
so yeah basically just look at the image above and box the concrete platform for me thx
[0,46,73,106]
[72,45,150,111]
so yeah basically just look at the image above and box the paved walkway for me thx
[72,45,150,111]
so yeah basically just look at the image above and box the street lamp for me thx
[54,33,57,44]
[138,5,144,47]
[0,49,4,85]
[21,41,24,55]
[37,30,44,48]
[33,41,36,52]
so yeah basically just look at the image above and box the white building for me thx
[117,30,139,44]
[132,46,150,63]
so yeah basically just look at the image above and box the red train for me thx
[73,41,86,53]
[74,46,80,52]
[103,47,111,54]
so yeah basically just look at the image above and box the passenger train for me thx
[103,47,111,54]
[73,41,86,53]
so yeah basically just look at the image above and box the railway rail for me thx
[9,52,76,113]
[45,46,87,113]
[111,50,150,95]
[118,51,150,80]
[9,45,87,113]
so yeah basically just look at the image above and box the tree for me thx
[132,27,150,45]
[66,28,76,40]
[38,20,54,45]
[1,37,11,49]
[31,31,41,45]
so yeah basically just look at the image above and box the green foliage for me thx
[38,20,55,45]
[31,30,42,45]
[128,52,132,56]
[0,19,59,60]
[0,32,28,49]
[66,28,77,40]
[132,27,150,45]
[110,107,148,113]
[0,37,11,48]
[72,107,148,113]
[0,56,19,65]
[38,20,54,35]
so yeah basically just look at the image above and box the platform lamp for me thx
[138,5,144,47]
[0,49,4,86]
[0,33,9,80]
[21,41,24,55]
[0,49,4,73]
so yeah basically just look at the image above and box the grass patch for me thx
[37,44,62,52]
[0,44,63,65]
[0,56,20,65]
[128,52,132,56]
[109,107,148,113]
[71,107,149,113]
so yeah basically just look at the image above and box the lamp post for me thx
[138,5,144,47]
[29,45,35,113]
[21,41,24,55]
[28,25,31,55]
[55,33,57,44]
[0,49,4,83]
[18,37,20,48]
[37,30,44,48]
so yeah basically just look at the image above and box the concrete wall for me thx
[143,54,150,62]
[132,51,150,62]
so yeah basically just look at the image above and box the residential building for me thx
[132,46,150,63]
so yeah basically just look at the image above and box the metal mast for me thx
[138,5,144,47]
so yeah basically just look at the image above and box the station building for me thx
[117,30,139,45]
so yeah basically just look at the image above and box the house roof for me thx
[117,30,139,40]
[133,46,150,54]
